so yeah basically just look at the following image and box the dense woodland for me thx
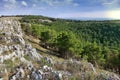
[20,15,120,74]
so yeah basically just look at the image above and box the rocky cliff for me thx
[0,17,42,79]
[0,17,41,62]
[0,17,120,80]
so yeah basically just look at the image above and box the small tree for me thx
[32,25,40,38]
[56,31,78,58]
[81,42,105,67]
[40,29,56,48]
[108,49,119,72]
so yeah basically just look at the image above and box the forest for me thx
[20,15,120,74]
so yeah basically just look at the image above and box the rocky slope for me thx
[0,17,120,80]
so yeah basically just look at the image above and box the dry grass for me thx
[24,35,65,62]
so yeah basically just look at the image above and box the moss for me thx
[24,55,30,61]
[70,77,78,80]
[14,58,21,66]
[3,58,21,69]
[2,50,13,56]
[39,58,51,67]
[3,60,13,68]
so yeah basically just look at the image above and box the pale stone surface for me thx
[0,18,42,63]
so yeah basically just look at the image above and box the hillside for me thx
[20,15,120,73]
[0,16,120,80]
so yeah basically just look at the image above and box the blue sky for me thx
[0,0,120,19]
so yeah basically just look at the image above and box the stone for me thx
[88,63,97,74]
[44,57,54,65]
[43,65,52,72]
[31,70,42,80]
[0,18,42,63]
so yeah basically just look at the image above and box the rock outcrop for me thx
[0,17,41,64]
[0,17,43,79]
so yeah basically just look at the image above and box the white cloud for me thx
[73,3,79,6]
[32,0,74,6]
[65,0,73,3]
[102,0,118,5]
[38,7,46,10]
[33,4,36,7]
[3,0,16,4]
[102,0,120,8]
[4,4,15,9]
[21,1,28,7]
[3,0,17,10]
[106,10,120,19]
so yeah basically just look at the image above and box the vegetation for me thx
[20,15,120,74]
[81,42,105,67]
[40,29,56,48]
[55,31,78,58]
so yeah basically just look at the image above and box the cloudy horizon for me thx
[0,0,120,19]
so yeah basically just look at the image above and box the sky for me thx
[0,0,120,19]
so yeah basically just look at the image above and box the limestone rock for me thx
[0,18,42,63]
